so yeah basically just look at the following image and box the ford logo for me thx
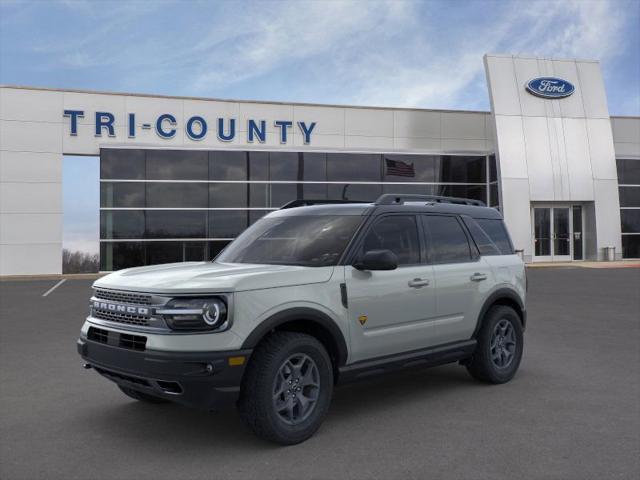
[526,77,575,99]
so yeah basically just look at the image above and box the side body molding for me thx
[241,307,349,366]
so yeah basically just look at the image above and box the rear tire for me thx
[118,385,168,404]
[239,331,334,445]
[466,305,523,384]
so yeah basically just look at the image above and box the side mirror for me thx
[353,249,398,271]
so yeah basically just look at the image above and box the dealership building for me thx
[1,54,639,275]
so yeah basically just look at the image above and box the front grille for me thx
[87,326,109,344]
[120,333,147,351]
[92,309,150,326]
[94,289,152,305]
[86,327,147,352]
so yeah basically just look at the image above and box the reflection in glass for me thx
[618,186,640,207]
[327,183,382,202]
[146,211,207,238]
[210,183,248,207]
[146,242,183,265]
[146,183,208,208]
[210,151,247,180]
[101,149,145,179]
[616,158,640,185]
[146,150,208,180]
[621,210,640,233]
[534,208,551,256]
[209,210,248,238]
[100,211,145,239]
[100,183,145,208]
[100,242,144,271]
[553,208,570,256]
[423,215,472,264]
[327,154,381,182]
[622,235,640,259]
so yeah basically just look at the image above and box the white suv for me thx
[78,194,526,444]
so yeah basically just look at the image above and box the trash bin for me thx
[604,246,616,261]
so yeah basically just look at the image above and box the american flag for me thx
[385,158,415,177]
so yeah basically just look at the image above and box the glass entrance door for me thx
[532,205,583,261]
[552,208,571,261]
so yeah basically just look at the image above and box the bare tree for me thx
[62,249,99,274]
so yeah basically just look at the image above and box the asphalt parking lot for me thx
[1,267,639,480]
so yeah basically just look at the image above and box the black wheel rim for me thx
[490,319,517,369]
[272,353,320,425]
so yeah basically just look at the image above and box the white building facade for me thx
[1,54,639,275]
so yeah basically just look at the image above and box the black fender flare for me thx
[241,307,349,366]
[472,288,526,338]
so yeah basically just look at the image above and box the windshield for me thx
[216,215,362,267]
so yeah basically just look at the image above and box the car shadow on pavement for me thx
[74,364,482,450]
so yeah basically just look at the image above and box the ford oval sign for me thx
[526,77,575,99]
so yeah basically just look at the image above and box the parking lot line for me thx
[42,279,66,297]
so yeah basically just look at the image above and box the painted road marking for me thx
[42,279,66,297]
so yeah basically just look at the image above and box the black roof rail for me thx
[279,199,369,209]
[375,194,486,207]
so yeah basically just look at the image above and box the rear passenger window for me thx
[361,215,420,265]
[423,215,472,264]
[463,218,501,256]
[476,219,514,254]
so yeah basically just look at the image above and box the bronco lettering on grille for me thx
[92,300,149,316]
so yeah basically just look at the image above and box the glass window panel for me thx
[249,210,268,226]
[622,235,640,259]
[146,242,183,265]
[619,187,640,207]
[100,149,145,179]
[209,210,248,238]
[100,182,145,208]
[302,183,328,200]
[269,152,300,181]
[146,211,207,238]
[489,155,497,182]
[327,153,381,182]
[302,153,327,181]
[184,242,207,262]
[249,152,269,181]
[534,208,551,256]
[361,216,420,265]
[383,155,438,182]
[489,183,499,207]
[423,215,472,264]
[100,242,145,271]
[437,156,485,183]
[146,183,208,208]
[382,184,434,196]
[270,183,301,207]
[435,184,487,203]
[621,210,640,233]
[208,240,231,260]
[100,211,145,239]
[617,158,640,185]
[327,183,382,202]
[250,183,268,208]
[210,183,248,207]
[463,218,500,256]
[146,150,208,180]
[209,151,248,180]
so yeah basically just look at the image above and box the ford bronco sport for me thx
[78,194,526,444]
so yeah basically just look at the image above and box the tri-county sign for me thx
[63,110,317,144]
[525,77,575,99]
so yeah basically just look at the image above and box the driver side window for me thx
[360,215,420,265]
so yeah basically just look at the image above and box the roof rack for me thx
[279,199,369,209]
[375,194,486,207]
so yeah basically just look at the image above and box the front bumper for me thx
[77,337,252,410]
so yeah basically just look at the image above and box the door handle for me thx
[470,273,487,282]
[408,278,430,288]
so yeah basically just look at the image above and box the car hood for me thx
[94,262,336,294]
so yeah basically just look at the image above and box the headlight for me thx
[157,297,229,332]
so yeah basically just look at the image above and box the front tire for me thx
[118,385,168,404]
[239,332,334,445]
[466,305,523,384]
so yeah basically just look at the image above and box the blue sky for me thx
[1,0,639,253]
